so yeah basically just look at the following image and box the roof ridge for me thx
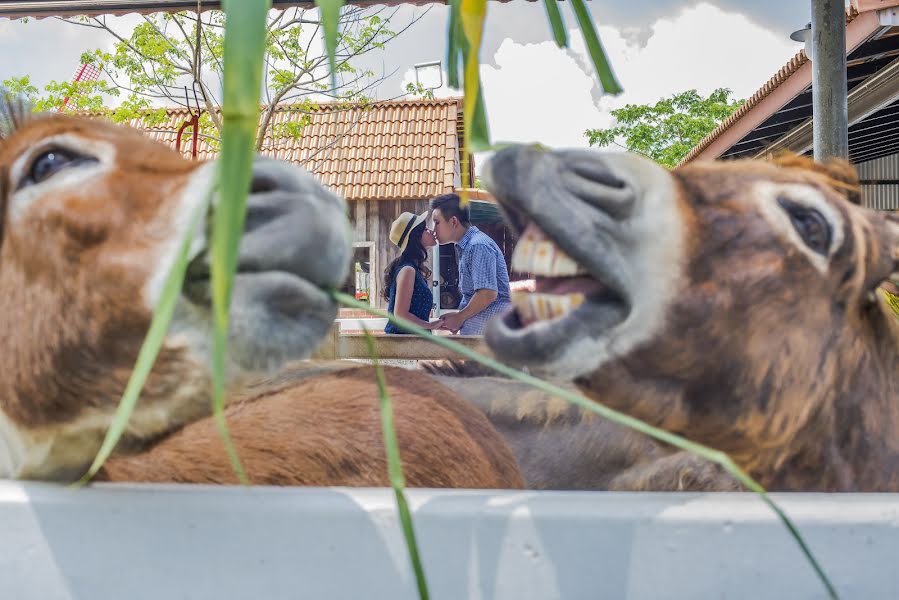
[76,96,463,118]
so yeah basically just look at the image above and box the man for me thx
[430,193,512,334]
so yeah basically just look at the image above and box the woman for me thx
[383,211,443,334]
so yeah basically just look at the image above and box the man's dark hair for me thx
[429,193,470,225]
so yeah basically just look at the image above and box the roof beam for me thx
[755,49,899,158]
[686,9,882,163]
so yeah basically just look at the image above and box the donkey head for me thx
[483,145,899,487]
[0,106,349,479]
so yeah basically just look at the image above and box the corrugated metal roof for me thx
[102,97,464,202]
[679,5,862,166]
[0,0,529,18]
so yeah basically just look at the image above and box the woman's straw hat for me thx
[389,211,429,253]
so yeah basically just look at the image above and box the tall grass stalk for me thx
[333,291,839,600]
[73,196,209,486]
[207,0,274,483]
[362,330,431,600]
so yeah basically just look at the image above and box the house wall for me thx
[347,198,431,308]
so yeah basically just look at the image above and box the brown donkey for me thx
[483,145,898,492]
[0,106,522,489]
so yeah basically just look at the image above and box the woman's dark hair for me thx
[383,221,431,301]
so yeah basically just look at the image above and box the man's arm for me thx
[455,288,497,321]
[442,244,500,331]
[441,288,496,332]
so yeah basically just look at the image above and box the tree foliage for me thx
[584,88,744,168]
[3,7,423,149]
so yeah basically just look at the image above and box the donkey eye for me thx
[777,196,832,256]
[20,148,97,189]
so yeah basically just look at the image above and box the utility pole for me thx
[811,0,849,161]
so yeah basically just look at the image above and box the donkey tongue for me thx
[534,275,606,296]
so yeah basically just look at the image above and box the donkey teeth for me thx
[532,241,556,274]
[511,234,588,277]
[511,291,535,324]
[512,292,586,325]
[551,254,580,276]
[511,238,534,273]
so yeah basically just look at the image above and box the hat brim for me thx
[397,210,429,253]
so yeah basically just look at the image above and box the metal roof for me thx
[722,27,899,163]
[681,3,899,165]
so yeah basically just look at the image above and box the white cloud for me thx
[588,3,802,108]
[0,15,139,89]
[404,2,802,171]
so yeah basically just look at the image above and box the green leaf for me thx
[314,0,346,91]
[468,85,491,152]
[568,0,622,95]
[333,291,839,600]
[458,0,490,193]
[362,330,431,600]
[446,0,462,89]
[542,0,567,48]
[74,191,210,486]
[210,0,274,484]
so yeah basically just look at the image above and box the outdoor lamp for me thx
[790,22,813,61]
[414,60,443,91]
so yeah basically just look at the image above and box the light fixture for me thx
[414,60,443,91]
[790,22,811,43]
[790,22,813,61]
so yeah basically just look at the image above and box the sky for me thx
[0,1,810,169]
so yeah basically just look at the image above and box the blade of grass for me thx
[458,0,489,203]
[211,0,273,484]
[332,291,838,600]
[362,329,430,600]
[74,192,210,486]
[314,0,346,91]
[568,0,622,95]
[446,0,462,89]
[542,0,567,48]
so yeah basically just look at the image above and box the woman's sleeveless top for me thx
[385,262,433,334]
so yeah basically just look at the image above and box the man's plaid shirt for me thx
[456,226,512,335]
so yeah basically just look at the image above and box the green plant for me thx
[585,88,744,168]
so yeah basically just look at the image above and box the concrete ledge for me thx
[2,482,898,599]
[313,331,484,360]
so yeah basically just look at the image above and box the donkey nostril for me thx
[250,173,279,194]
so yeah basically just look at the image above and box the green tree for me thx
[584,88,744,168]
[4,6,424,149]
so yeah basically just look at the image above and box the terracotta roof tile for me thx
[99,97,463,201]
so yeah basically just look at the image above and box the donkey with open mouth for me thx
[482,145,899,492]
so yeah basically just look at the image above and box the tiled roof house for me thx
[117,97,474,306]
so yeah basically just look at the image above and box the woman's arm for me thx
[393,266,440,329]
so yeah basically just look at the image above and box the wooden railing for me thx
[312,325,484,360]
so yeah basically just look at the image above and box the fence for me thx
[3,481,898,600]
[314,322,483,361]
